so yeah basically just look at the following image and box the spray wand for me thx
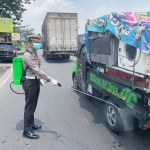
[10,81,119,110]
[40,80,119,109]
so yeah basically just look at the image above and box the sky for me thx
[21,0,150,34]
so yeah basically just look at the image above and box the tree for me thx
[13,26,35,41]
[0,0,35,25]
[12,26,35,48]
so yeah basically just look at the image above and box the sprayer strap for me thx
[23,49,31,72]
[26,49,32,53]
[24,66,29,71]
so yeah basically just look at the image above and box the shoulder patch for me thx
[29,55,34,60]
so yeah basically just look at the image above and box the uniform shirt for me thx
[22,48,50,81]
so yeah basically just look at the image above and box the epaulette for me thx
[26,49,32,53]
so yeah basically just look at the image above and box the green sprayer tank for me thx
[13,57,23,85]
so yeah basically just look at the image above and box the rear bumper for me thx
[46,50,77,56]
[0,55,17,60]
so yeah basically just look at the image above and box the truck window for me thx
[80,46,86,59]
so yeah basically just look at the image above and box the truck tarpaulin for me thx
[86,11,150,55]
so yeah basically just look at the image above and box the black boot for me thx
[32,124,42,130]
[23,131,39,139]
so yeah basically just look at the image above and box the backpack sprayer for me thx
[10,57,62,94]
[10,57,119,110]
[10,57,25,94]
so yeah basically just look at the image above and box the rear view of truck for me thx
[42,12,78,60]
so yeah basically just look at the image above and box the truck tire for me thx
[66,55,70,59]
[43,50,45,55]
[45,53,49,60]
[105,99,123,133]
[63,55,70,59]
[73,74,79,90]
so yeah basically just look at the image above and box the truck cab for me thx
[72,44,88,92]
[72,43,150,133]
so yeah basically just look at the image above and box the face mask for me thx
[33,43,42,50]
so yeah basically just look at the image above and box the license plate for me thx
[0,51,8,54]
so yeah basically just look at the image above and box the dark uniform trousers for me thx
[22,78,40,132]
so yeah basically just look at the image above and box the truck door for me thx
[77,44,87,92]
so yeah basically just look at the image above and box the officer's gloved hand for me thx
[51,79,58,86]
[40,78,46,86]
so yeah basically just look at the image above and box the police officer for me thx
[22,34,58,139]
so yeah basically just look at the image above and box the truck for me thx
[72,12,150,133]
[42,12,78,60]
[78,34,84,51]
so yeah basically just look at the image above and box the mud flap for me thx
[118,108,133,131]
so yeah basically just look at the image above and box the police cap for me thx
[28,34,41,42]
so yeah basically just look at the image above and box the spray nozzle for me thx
[57,83,62,87]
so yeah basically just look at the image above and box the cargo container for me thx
[42,12,78,60]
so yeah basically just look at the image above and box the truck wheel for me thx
[66,55,70,59]
[73,74,78,90]
[43,48,46,55]
[45,53,48,60]
[105,100,123,133]
[63,55,70,59]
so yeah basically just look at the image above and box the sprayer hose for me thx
[10,82,25,94]
[10,81,119,109]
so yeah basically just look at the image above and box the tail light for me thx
[146,121,150,128]
[12,49,16,54]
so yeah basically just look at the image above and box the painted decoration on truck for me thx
[90,73,138,109]
[86,12,150,55]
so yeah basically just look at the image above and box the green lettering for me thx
[90,73,95,82]
[118,88,130,100]
[98,78,101,87]
[107,82,112,93]
[101,80,107,89]
[90,73,93,82]
[112,86,118,96]
[125,93,138,109]
[94,75,98,84]
[90,73,138,109]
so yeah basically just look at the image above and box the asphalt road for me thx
[0,49,150,150]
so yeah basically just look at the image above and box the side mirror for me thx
[16,46,21,51]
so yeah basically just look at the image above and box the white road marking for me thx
[0,70,12,88]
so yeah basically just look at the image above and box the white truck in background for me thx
[42,12,78,60]
[78,34,84,50]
